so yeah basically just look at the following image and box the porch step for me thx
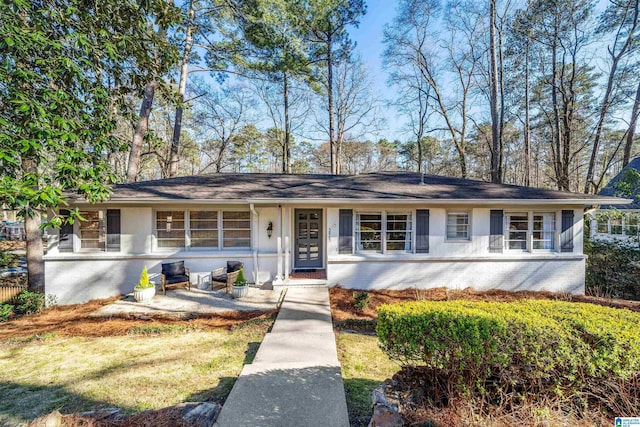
[273,279,328,291]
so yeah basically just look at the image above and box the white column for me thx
[276,236,283,282]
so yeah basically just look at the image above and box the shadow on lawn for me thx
[0,380,133,425]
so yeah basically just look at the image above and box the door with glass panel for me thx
[294,209,323,269]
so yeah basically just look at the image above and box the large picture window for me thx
[155,210,250,250]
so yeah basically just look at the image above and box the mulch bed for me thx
[0,296,277,340]
[0,240,26,251]
[329,286,640,323]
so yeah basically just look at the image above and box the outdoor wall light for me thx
[267,221,273,239]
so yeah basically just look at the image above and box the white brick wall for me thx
[327,257,585,294]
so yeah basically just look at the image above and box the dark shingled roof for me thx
[599,157,640,210]
[87,172,627,205]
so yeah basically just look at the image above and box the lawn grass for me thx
[0,320,272,425]
[335,330,400,427]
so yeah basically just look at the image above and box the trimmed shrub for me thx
[353,291,370,311]
[0,304,13,322]
[0,250,18,268]
[585,239,640,300]
[13,290,45,315]
[377,300,640,409]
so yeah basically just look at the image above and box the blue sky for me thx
[350,0,401,141]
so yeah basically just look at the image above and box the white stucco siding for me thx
[327,257,585,294]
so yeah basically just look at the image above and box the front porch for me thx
[92,286,283,318]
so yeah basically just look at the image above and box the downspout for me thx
[249,203,260,285]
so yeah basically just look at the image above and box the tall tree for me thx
[305,0,366,174]
[169,0,198,177]
[624,81,640,166]
[0,0,177,292]
[489,0,502,183]
[232,0,313,173]
[585,0,640,193]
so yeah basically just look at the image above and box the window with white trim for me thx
[73,209,120,252]
[222,211,251,248]
[446,211,470,240]
[190,211,218,248]
[506,213,528,251]
[505,211,557,252]
[532,212,555,250]
[356,213,382,252]
[355,212,413,253]
[386,213,412,251]
[79,210,104,250]
[155,210,250,250]
[156,211,186,248]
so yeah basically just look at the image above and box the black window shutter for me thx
[561,210,574,253]
[416,209,430,253]
[106,209,121,252]
[338,209,353,254]
[58,210,73,252]
[489,210,504,253]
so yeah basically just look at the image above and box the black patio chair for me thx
[211,261,244,293]
[160,261,191,294]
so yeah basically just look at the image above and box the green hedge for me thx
[377,300,640,402]
[585,239,640,300]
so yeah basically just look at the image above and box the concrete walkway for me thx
[215,287,349,427]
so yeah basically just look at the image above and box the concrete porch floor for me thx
[91,286,283,318]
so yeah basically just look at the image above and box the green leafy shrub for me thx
[377,300,640,410]
[134,266,154,290]
[0,304,13,322]
[0,250,18,268]
[13,290,45,315]
[233,268,247,286]
[353,291,370,311]
[585,239,640,300]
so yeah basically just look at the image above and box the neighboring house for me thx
[590,158,640,242]
[2,221,26,241]
[44,172,627,304]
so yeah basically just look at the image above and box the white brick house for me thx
[44,173,628,304]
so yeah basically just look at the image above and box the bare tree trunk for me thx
[585,55,624,192]
[585,1,638,191]
[327,34,336,175]
[489,0,501,183]
[22,157,44,293]
[169,0,196,178]
[551,42,563,190]
[283,72,291,173]
[624,80,640,166]
[524,42,531,187]
[127,81,157,182]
